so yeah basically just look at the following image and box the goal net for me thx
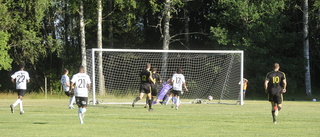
[87,49,244,105]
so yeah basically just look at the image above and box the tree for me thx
[80,0,86,72]
[97,0,105,96]
[0,1,13,70]
[303,0,312,95]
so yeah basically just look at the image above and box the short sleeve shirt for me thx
[71,73,91,97]
[11,70,30,90]
[265,71,286,94]
[61,74,70,91]
[172,74,185,91]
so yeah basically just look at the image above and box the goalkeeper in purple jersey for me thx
[153,79,172,105]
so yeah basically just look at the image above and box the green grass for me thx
[0,98,319,137]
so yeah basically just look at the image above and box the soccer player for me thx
[144,68,162,108]
[10,63,30,115]
[153,78,172,105]
[132,63,155,111]
[70,66,91,124]
[61,69,75,109]
[171,68,188,110]
[243,78,248,100]
[264,63,287,124]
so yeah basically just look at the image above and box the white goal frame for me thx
[90,49,244,105]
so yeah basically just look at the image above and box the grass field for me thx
[0,98,319,137]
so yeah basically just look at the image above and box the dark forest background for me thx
[0,0,319,100]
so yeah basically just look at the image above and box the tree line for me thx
[0,0,319,98]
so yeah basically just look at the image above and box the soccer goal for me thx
[87,49,244,105]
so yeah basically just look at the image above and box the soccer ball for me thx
[208,96,213,101]
[312,98,317,102]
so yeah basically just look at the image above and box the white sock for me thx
[19,100,23,112]
[13,99,21,107]
[176,98,180,106]
[82,108,86,113]
[173,97,177,104]
[78,108,83,124]
[165,97,172,105]
[69,96,75,106]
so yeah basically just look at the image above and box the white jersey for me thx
[172,73,185,91]
[60,74,70,91]
[71,73,91,97]
[11,70,30,90]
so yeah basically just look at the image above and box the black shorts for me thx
[268,93,283,104]
[140,83,152,94]
[75,97,88,107]
[172,90,182,97]
[151,84,158,96]
[64,90,74,96]
[17,89,27,97]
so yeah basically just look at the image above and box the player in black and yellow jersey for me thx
[264,63,287,124]
[144,68,162,108]
[132,63,155,111]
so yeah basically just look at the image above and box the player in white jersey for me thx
[70,66,91,124]
[61,69,75,109]
[10,63,30,115]
[171,68,188,110]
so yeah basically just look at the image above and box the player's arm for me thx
[183,82,188,92]
[11,74,16,83]
[70,82,75,90]
[148,72,155,84]
[87,84,91,92]
[282,79,287,93]
[66,82,70,87]
[264,80,269,93]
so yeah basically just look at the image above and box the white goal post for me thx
[87,49,244,105]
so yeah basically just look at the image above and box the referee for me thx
[264,63,287,124]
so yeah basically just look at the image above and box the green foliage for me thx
[0,31,12,70]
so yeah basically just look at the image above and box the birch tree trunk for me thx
[161,0,171,79]
[107,0,113,48]
[163,0,171,50]
[303,0,312,95]
[80,0,86,72]
[97,0,105,96]
[184,1,189,49]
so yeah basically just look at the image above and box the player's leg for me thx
[11,90,22,113]
[132,85,145,107]
[18,90,26,114]
[75,97,84,124]
[271,102,277,124]
[277,94,283,111]
[19,96,24,115]
[80,97,88,124]
[164,93,173,105]
[69,90,75,109]
[147,93,153,111]
[175,91,182,110]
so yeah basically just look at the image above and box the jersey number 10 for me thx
[272,76,280,84]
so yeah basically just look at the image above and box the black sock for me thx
[272,111,276,122]
[134,97,140,102]
[148,99,152,109]
[278,107,281,111]
[145,97,148,104]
